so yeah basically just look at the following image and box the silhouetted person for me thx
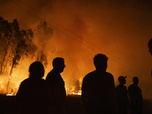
[81,54,118,114]
[46,57,66,114]
[148,38,152,77]
[148,38,152,55]
[16,61,50,114]
[128,77,143,114]
[116,76,129,114]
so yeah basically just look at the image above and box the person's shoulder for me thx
[19,78,32,87]
[82,71,95,87]
[128,84,133,87]
[82,71,96,83]
[116,84,120,88]
[116,84,123,90]
[123,85,127,89]
[21,78,30,84]
[105,72,113,76]
[84,71,96,79]
[39,78,47,83]
[46,70,54,79]
[122,85,128,90]
[128,84,134,89]
[105,72,114,80]
[47,70,53,76]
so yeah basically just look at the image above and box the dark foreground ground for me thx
[0,94,152,114]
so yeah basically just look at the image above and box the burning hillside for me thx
[0,17,84,95]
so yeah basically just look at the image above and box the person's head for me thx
[133,77,139,85]
[53,57,66,73]
[118,76,127,85]
[29,61,44,78]
[93,54,108,71]
[148,38,152,55]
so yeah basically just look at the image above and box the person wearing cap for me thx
[116,76,129,114]
[16,61,50,114]
[128,77,143,114]
[81,54,118,114]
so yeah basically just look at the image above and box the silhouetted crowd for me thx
[16,54,143,114]
[116,76,143,114]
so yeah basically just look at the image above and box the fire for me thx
[0,81,4,88]
[0,60,83,96]
[66,79,82,96]
[66,87,82,96]
[0,80,6,94]
[0,82,82,96]
[70,91,82,96]
[0,77,82,96]
[6,92,15,96]
[0,81,17,96]
[0,73,19,95]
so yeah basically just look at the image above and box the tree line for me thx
[0,16,53,79]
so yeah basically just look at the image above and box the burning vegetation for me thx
[0,16,36,94]
[66,79,82,95]
[0,16,82,95]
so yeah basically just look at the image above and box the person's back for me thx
[16,61,50,114]
[81,54,118,114]
[116,76,129,114]
[46,69,66,106]
[82,70,116,113]
[148,38,152,55]
[46,57,66,114]
[17,78,49,114]
[128,77,143,114]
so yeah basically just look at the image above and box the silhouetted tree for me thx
[0,17,54,93]
[9,28,36,76]
[0,17,37,76]
[0,18,38,93]
[0,17,12,73]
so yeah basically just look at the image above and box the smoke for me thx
[0,0,152,99]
